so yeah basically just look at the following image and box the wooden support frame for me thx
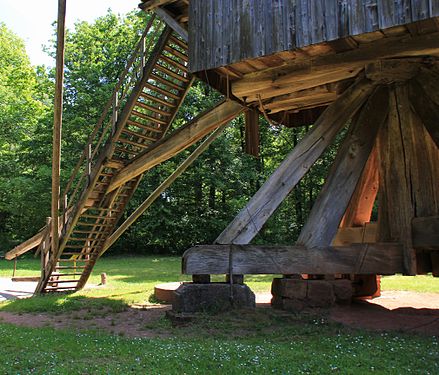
[216,77,375,245]
[99,123,230,256]
[183,244,404,275]
[107,100,245,193]
[51,0,67,259]
[297,86,389,248]
[244,109,260,157]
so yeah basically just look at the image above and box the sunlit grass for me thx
[0,256,438,314]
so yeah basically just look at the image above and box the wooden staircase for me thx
[35,21,193,293]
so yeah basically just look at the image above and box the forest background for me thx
[0,10,344,256]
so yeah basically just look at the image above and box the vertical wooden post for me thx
[51,0,67,257]
[244,109,260,157]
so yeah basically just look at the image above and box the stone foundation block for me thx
[173,283,255,313]
[271,277,353,311]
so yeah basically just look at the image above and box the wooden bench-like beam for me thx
[106,100,244,193]
[182,243,404,275]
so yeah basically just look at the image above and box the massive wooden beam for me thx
[412,216,439,251]
[298,86,388,248]
[182,243,404,275]
[340,146,379,228]
[409,78,439,148]
[139,0,178,11]
[154,8,188,42]
[216,77,375,245]
[107,100,244,193]
[232,32,439,101]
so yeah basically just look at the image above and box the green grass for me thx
[1,256,438,314]
[0,256,438,373]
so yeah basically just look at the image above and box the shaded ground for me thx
[0,278,438,337]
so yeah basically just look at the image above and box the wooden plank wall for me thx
[189,0,439,72]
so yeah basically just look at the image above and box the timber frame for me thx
[5,1,439,294]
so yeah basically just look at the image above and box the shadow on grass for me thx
[0,292,128,314]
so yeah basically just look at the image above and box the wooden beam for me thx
[340,145,379,228]
[409,78,439,148]
[154,8,188,42]
[139,0,177,11]
[5,229,46,260]
[106,100,244,193]
[297,86,389,248]
[215,77,375,245]
[244,109,260,157]
[182,243,404,275]
[232,32,439,100]
[51,0,67,258]
[412,216,439,251]
[100,123,229,255]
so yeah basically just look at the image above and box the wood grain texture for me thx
[216,78,375,245]
[189,0,439,72]
[107,100,244,192]
[182,243,404,275]
[412,216,439,250]
[297,86,389,248]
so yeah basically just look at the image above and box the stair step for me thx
[154,63,189,83]
[145,82,180,101]
[169,35,188,50]
[122,127,157,141]
[73,229,111,235]
[126,119,163,134]
[105,159,126,169]
[118,136,150,149]
[81,214,117,220]
[57,259,89,262]
[55,266,86,270]
[131,109,168,125]
[139,92,176,108]
[159,54,188,74]
[164,45,188,62]
[115,146,139,156]
[47,279,80,284]
[150,73,183,92]
[44,286,78,291]
[135,99,172,116]
[76,222,113,227]
[61,252,92,256]
[51,273,83,277]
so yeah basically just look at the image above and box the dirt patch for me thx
[330,291,439,335]
[0,291,438,337]
[0,304,173,338]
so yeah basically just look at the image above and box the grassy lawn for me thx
[0,256,438,374]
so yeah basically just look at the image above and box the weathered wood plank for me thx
[182,243,404,275]
[297,86,389,248]
[410,77,439,148]
[189,0,439,72]
[216,78,375,245]
[232,32,439,100]
[412,216,439,250]
[154,8,188,42]
[106,100,244,193]
[5,229,46,260]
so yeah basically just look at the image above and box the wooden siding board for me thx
[188,0,439,72]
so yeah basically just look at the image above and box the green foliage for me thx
[0,11,343,255]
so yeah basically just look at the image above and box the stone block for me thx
[271,278,307,299]
[173,283,255,313]
[306,280,335,307]
[331,279,353,303]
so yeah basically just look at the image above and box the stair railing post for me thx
[112,94,118,136]
[87,143,92,187]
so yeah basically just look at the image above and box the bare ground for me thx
[0,290,438,337]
